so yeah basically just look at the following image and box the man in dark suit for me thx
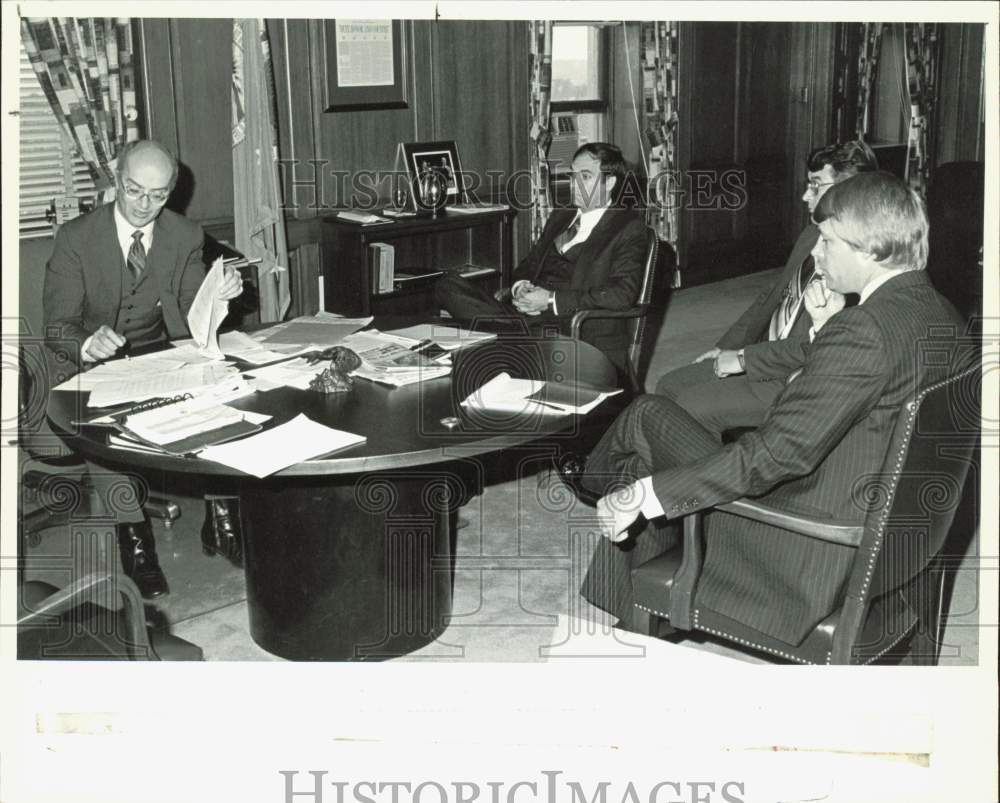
[434,142,647,372]
[654,140,878,438]
[43,139,243,598]
[578,172,965,645]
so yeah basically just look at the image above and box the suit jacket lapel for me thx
[94,204,123,306]
[568,208,620,285]
[532,208,576,282]
[149,214,176,297]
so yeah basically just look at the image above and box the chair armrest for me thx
[570,307,645,339]
[716,499,863,547]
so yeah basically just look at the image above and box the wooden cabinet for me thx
[319,209,517,317]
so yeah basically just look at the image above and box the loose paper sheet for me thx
[186,256,229,358]
[198,413,366,477]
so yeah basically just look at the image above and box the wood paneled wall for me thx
[138,18,234,227]
[266,19,530,314]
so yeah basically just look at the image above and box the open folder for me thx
[111,394,270,456]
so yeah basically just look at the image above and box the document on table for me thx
[53,352,192,392]
[385,323,497,351]
[186,256,229,359]
[87,363,241,407]
[198,414,367,477]
[254,313,373,348]
[460,372,562,415]
[244,357,320,390]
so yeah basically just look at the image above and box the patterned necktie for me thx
[556,214,582,253]
[768,255,815,341]
[127,230,146,283]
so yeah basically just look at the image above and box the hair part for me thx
[117,139,179,189]
[812,171,929,271]
[807,139,879,179]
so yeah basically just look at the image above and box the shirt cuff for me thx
[511,280,529,298]
[549,291,558,315]
[637,477,665,519]
[81,334,97,363]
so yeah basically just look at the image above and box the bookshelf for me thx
[319,208,517,316]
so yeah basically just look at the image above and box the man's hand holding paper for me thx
[187,257,242,359]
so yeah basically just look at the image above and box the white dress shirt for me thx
[512,204,610,315]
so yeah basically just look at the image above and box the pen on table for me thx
[408,339,434,352]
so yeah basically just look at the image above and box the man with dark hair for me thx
[576,171,965,645]
[434,142,647,371]
[43,139,244,598]
[653,140,878,438]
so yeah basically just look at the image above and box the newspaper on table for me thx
[340,330,451,387]
[384,323,496,351]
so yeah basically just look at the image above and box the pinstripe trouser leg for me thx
[579,395,720,621]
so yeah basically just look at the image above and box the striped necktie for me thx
[127,231,146,282]
[768,255,815,341]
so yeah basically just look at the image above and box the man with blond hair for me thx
[577,171,966,646]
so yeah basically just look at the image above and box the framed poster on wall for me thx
[323,19,407,112]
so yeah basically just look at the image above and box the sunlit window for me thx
[549,23,607,178]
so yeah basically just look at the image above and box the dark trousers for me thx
[579,394,720,622]
[433,274,559,334]
[653,360,782,440]
[434,274,627,374]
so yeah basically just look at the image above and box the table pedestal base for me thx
[241,468,461,660]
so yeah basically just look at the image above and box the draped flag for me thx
[232,19,290,323]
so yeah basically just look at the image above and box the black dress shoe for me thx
[117,521,169,599]
[555,452,600,505]
[201,497,243,567]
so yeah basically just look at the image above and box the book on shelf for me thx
[370,242,395,294]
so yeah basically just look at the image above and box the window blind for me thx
[18,41,98,239]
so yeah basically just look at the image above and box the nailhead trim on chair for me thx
[862,624,915,665]
[693,613,816,664]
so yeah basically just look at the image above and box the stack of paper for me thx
[53,351,191,392]
[245,357,322,391]
[460,372,622,415]
[198,414,367,477]
[384,323,496,351]
[87,363,241,408]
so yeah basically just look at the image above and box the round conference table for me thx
[47,334,625,661]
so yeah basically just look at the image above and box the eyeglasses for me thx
[805,179,835,193]
[119,178,170,204]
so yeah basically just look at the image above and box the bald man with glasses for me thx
[42,139,243,598]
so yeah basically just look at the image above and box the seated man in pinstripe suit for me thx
[577,171,965,646]
[653,140,877,439]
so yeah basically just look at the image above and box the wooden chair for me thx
[570,229,674,394]
[630,361,981,665]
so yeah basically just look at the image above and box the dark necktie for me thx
[127,230,146,282]
[556,214,582,253]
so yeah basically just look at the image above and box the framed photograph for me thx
[322,19,407,112]
[402,140,465,203]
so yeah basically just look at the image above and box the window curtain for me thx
[528,21,553,241]
[640,21,680,250]
[903,23,940,197]
[232,19,291,323]
[20,17,139,198]
[856,22,886,139]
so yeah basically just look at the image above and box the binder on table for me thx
[108,394,266,457]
